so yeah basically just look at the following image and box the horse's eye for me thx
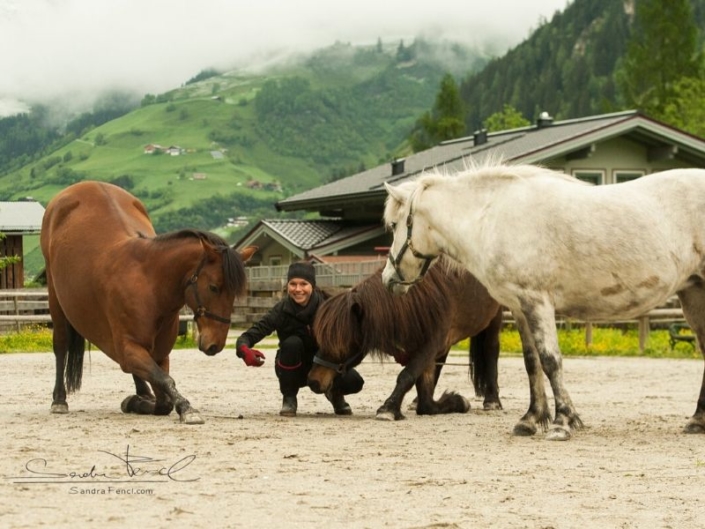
[209,284,219,293]
[388,222,397,231]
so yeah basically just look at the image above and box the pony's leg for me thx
[119,344,202,424]
[415,350,470,416]
[520,301,582,441]
[512,311,552,436]
[376,363,417,420]
[120,375,158,415]
[677,286,705,433]
[471,309,504,410]
[408,349,448,411]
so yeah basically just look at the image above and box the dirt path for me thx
[2,348,705,528]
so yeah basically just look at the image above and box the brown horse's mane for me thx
[153,229,247,297]
[314,264,454,361]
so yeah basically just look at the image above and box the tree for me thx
[661,77,705,137]
[618,0,703,118]
[409,73,465,152]
[483,104,530,132]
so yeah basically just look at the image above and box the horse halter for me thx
[186,252,232,325]
[313,351,365,375]
[387,209,436,286]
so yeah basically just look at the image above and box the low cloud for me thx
[0,0,567,114]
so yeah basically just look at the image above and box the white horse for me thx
[381,162,705,440]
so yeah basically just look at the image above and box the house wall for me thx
[550,137,689,184]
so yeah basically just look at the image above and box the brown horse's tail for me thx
[469,327,494,398]
[65,321,85,394]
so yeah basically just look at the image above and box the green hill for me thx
[0,38,486,239]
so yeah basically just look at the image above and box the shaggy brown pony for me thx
[308,261,502,420]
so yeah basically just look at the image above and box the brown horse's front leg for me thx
[121,375,159,415]
[120,347,203,424]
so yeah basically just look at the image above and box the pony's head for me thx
[308,290,366,394]
[184,234,257,355]
[381,179,440,295]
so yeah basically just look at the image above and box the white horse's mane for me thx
[414,159,586,191]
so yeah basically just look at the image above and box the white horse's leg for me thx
[677,286,705,433]
[512,312,551,436]
[521,299,582,441]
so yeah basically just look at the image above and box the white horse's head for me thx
[381,180,440,294]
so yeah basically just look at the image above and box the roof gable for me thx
[0,201,45,234]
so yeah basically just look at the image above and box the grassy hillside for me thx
[1,39,484,225]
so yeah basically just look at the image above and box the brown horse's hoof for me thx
[180,410,205,425]
[51,402,69,414]
[684,421,705,434]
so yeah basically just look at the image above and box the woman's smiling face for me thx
[287,278,313,306]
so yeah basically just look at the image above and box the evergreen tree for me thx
[484,104,531,132]
[408,73,465,152]
[618,0,703,117]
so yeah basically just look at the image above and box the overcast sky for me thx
[0,0,569,116]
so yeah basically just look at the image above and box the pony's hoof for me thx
[483,401,502,411]
[460,396,471,413]
[180,410,205,425]
[546,426,572,441]
[51,402,69,414]
[684,421,705,434]
[512,421,537,436]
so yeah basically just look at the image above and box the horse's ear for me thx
[384,182,410,204]
[238,245,258,263]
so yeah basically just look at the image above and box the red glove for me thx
[237,345,265,367]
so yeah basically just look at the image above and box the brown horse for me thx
[308,261,503,420]
[40,181,256,424]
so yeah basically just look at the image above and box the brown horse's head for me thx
[308,291,365,394]
[185,237,257,355]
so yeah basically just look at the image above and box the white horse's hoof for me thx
[375,411,395,421]
[546,426,571,441]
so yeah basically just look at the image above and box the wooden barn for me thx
[0,201,45,289]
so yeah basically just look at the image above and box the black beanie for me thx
[287,262,316,286]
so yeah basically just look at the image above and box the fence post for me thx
[638,316,649,352]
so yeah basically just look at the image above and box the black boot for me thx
[280,394,297,417]
[326,389,352,416]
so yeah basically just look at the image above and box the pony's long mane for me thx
[314,264,453,361]
[153,229,247,297]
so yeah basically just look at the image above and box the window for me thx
[614,171,644,184]
[572,170,604,185]
[269,256,282,266]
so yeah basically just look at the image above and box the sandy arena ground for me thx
[1,343,705,529]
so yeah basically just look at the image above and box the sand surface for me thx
[2,346,705,528]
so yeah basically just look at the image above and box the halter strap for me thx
[387,209,436,286]
[187,253,232,325]
[313,350,366,375]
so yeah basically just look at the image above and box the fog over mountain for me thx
[0,0,569,116]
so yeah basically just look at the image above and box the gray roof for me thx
[0,201,45,234]
[236,218,384,255]
[276,110,705,212]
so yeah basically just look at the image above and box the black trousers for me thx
[275,335,364,397]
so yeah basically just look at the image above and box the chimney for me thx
[473,128,488,146]
[391,158,405,176]
[536,111,554,128]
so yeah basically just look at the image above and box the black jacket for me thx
[235,290,325,353]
